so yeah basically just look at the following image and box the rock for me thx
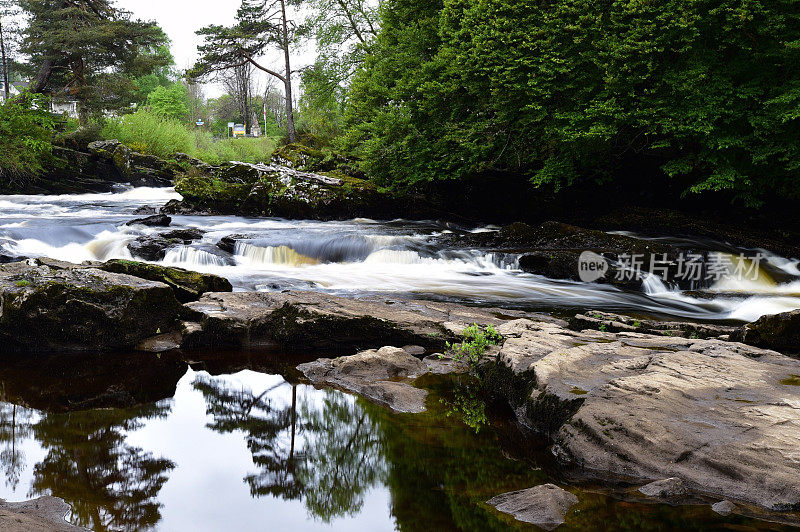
[162,228,205,242]
[569,311,737,339]
[403,345,426,356]
[639,478,687,499]
[182,291,512,352]
[216,234,254,254]
[0,261,183,352]
[487,318,800,511]
[127,235,175,261]
[99,259,232,303]
[298,346,429,413]
[0,496,82,531]
[732,309,800,354]
[424,353,471,375]
[88,139,176,187]
[487,484,578,530]
[170,157,402,220]
[126,213,172,227]
[711,500,737,516]
[132,205,158,215]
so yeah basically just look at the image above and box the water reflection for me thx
[194,376,388,523]
[0,365,796,531]
[30,404,175,531]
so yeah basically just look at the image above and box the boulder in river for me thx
[126,213,172,227]
[0,261,182,352]
[732,309,800,354]
[487,484,578,530]
[88,139,177,187]
[298,346,429,413]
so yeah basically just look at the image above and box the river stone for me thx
[487,484,578,530]
[732,309,800,354]
[0,261,182,352]
[126,213,172,227]
[638,478,687,499]
[489,318,800,511]
[298,346,429,413]
[0,496,81,531]
[570,311,737,339]
[711,500,737,516]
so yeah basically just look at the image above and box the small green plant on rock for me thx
[446,324,503,370]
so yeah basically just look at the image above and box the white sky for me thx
[120,0,314,99]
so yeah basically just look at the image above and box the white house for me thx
[1,82,80,118]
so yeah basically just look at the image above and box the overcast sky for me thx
[120,0,314,98]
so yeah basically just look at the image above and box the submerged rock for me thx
[0,261,182,352]
[298,346,429,413]
[638,478,687,500]
[487,484,578,530]
[0,496,81,531]
[732,309,800,354]
[487,318,800,511]
[712,500,737,516]
[100,259,232,303]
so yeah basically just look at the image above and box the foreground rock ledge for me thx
[491,319,800,511]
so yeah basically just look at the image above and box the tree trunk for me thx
[33,59,53,94]
[280,0,296,143]
[0,15,8,102]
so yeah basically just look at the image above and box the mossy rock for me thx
[100,259,232,303]
[0,262,183,352]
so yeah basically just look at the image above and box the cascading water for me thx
[2,186,800,322]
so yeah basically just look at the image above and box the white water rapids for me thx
[2,186,799,322]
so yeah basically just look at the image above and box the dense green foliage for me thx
[446,324,502,370]
[146,82,190,121]
[0,92,55,183]
[343,0,800,205]
[102,109,277,164]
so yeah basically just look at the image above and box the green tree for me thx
[0,90,55,188]
[191,0,301,142]
[146,82,190,121]
[343,0,800,206]
[19,0,170,124]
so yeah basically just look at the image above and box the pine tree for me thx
[19,0,170,123]
[191,0,300,142]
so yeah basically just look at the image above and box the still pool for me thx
[0,353,796,531]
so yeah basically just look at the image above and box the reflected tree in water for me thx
[193,375,387,523]
[30,402,175,532]
[0,402,36,490]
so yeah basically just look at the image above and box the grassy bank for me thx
[102,110,278,165]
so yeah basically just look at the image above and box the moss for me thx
[14,280,30,287]
[526,392,584,436]
[100,259,232,303]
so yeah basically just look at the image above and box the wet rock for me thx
[182,291,511,352]
[216,234,254,254]
[100,259,232,303]
[0,261,183,352]
[639,478,687,500]
[298,346,429,413]
[570,311,737,339]
[126,213,172,227]
[162,228,205,243]
[132,205,158,215]
[487,484,578,530]
[0,496,82,531]
[712,500,737,516]
[732,309,800,354]
[127,235,174,261]
[488,318,800,511]
[424,353,471,375]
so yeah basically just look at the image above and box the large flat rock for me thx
[492,319,800,511]
[0,496,81,531]
[183,291,533,353]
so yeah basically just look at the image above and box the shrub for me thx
[0,92,56,187]
[446,324,503,370]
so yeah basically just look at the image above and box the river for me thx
[1,186,799,322]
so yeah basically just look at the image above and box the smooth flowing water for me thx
[2,186,800,322]
[0,352,796,531]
